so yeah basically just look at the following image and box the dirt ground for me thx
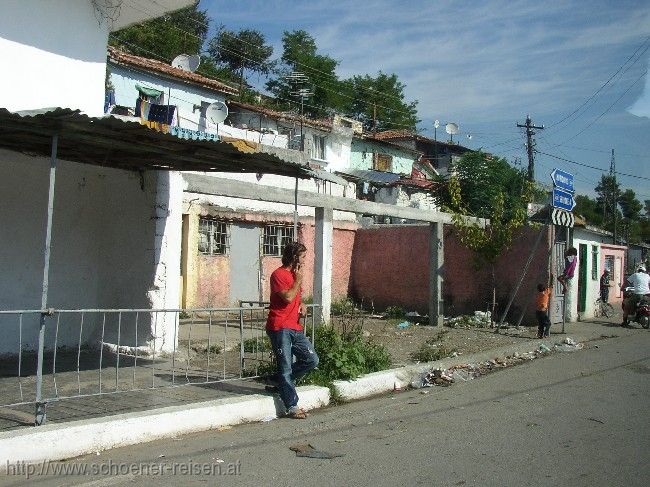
[330,314,540,366]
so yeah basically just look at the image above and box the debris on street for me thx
[409,339,578,388]
[289,443,345,459]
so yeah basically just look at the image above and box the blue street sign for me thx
[550,168,575,193]
[552,187,576,211]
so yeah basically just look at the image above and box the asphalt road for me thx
[3,331,649,487]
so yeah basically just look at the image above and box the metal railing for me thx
[0,304,322,426]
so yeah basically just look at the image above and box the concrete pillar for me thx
[314,206,333,323]
[147,170,183,352]
[429,222,444,326]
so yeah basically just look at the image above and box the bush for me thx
[384,306,405,319]
[299,324,391,386]
[331,297,357,316]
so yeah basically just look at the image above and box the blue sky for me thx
[198,0,650,201]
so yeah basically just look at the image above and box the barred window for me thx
[198,218,230,255]
[263,225,294,256]
[591,246,599,280]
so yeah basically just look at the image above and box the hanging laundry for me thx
[135,98,151,120]
[104,90,115,114]
[148,104,176,125]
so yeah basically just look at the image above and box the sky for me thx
[195,0,650,201]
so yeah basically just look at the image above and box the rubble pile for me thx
[410,340,576,389]
[444,311,492,329]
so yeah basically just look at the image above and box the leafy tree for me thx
[443,151,532,325]
[207,28,274,96]
[340,72,419,131]
[619,189,643,220]
[645,200,650,218]
[440,152,528,220]
[574,194,603,226]
[266,30,344,118]
[595,174,622,237]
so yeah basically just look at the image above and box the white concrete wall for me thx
[0,0,110,116]
[109,64,227,132]
[375,187,438,212]
[571,238,602,320]
[0,150,169,354]
[185,172,357,222]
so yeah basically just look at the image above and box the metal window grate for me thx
[198,219,230,255]
[591,246,599,280]
[263,225,294,256]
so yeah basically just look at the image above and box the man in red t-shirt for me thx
[266,242,319,419]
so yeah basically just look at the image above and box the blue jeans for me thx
[266,328,319,411]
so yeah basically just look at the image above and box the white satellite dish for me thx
[171,54,201,72]
[445,122,459,135]
[434,119,440,129]
[205,101,228,125]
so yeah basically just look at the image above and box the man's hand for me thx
[299,302,307,317]
[293,263,304,284]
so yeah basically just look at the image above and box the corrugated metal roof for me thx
[336,169,402,185]
[0,108,315,179]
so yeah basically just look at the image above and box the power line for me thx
[557,69,647,146]
[536,150,650,182]
[545,35,650,132]
[121,0,413,108]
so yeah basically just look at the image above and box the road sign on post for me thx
[550,168,575,193]
[552,187,576,211]
[551,208,574,227]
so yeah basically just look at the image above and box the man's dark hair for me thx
[565,247,578,256]
[281,241,307,267]
[537,283,546,292]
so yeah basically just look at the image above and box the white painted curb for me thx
[0,385,329,467]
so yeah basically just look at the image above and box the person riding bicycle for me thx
[622,265,650,326]
[599,269,611,303]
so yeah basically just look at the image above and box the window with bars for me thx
[263,225,294,256]
[198,218,230,255]
[591,246,599,280]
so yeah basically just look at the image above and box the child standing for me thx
[535,275,553,338]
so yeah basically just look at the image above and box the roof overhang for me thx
[0,108,315,178]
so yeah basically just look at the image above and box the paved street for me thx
[3,330,649,487]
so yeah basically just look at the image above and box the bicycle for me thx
[594,297,615,318]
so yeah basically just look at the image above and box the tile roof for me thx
[375,129,471,151]
[226,100,333,131]
[107,47,238,96]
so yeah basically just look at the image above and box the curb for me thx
[0,385,329,467]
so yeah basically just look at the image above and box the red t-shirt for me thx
[266,266,303,331]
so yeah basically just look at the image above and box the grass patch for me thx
[409,330,455,362]
[241,336,271,353]
[331,297,357,316]
[384,306,405,319]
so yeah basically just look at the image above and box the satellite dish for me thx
[445,122,459,135]
[171,54,201,72]
[434,120,440,129]
[205,101,228,125]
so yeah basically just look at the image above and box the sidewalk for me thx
[0,315,643,465]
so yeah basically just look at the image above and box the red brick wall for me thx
[350,224,551,323]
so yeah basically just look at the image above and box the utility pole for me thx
[517,115,544,181]
[610,149,617,244]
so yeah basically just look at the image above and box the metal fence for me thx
[0,304,322,426]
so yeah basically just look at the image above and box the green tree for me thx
[574,194,603,226]
[618,189,644,244]
[595,174,622,236]
[441,152,528,220]
[266,30,344,118]
[207,28,274,97]
[447,173,532,326]
[341,72,419,131]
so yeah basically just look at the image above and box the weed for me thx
[331,297,357,316]
[241,336,271,353]
[384,306,405,319]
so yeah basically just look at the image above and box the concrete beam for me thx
[314,207,333,322]
[429,222,444,326]
[183,174,485,225]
